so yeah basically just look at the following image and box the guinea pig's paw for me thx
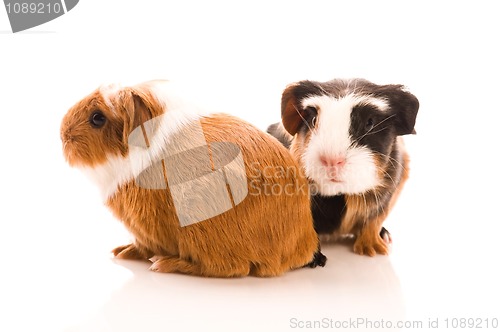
[111,243,147,260]
[152,256,252,277]
[306,250,327,268]
[379,227,393,245]
[150,256,178,273]
[353,234,389,256]
[150,256,203,275]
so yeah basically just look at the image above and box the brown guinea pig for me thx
[60,80,326,277]
[267,78,419,256]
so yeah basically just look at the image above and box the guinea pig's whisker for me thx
[364,126,389,137]
[388,155,405,171]
[356,114,397,142]
[380,168,398,188]
[373,190,386,217]
[372,191,381,217]
[312,196,331,218]
[375,151,405,171]
[372,114,397,130]
[294,105,317,134]
[372,152,401,189]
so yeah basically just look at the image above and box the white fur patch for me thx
[82,81,211,201]
[301,94,385,195]
[81,153,134,200]
[99,83,122,112]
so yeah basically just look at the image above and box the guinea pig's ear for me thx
[281,81,322,136]
[281,84,301,135]
[120,88,154,143]
[379,85,419,136]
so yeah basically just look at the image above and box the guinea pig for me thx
[267,78,419,256]
[60,80,326,277]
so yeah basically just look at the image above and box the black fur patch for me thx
[379,227,390,238]
[311,194,346,234]
[306,246,327,268]
[350,104,395,156]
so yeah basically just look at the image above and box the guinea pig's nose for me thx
[320,155,346,168]
[61,130,67,142]
[61,128,72,142]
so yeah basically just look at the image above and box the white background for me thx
[1,1,499,331]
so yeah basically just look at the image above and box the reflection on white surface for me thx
[62,242,404,332]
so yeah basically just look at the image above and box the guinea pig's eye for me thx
[304,106,318,128]
[365,118,374,131]
[311,116,317,128]
[89,110,107,129]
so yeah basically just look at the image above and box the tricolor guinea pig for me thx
[267,78,419,256]
[60,80,325,277]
